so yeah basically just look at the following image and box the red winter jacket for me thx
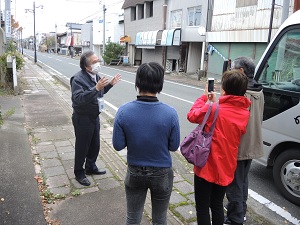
[187,95,251,186]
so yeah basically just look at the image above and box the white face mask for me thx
[90,62,101,74]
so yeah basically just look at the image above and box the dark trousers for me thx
[72,114,100,178]
[194,175,227,225]
[226,159,252,224]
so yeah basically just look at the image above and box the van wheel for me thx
[273,149,300,206]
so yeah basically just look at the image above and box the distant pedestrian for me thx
[112,62,180,225]
[70,50,121,186]
[187,70,251,225]
[224,57,264,225]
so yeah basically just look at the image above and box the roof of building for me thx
[122,0,149,9]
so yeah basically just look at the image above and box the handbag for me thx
[180,102,219,168]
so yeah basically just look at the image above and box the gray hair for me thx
[80,50,95,71]
[232,57,255,78]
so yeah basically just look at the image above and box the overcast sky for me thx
[1,0,123,38]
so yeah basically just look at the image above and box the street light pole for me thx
[55,24,57,54]
[26,1,42,63]
[103,3,106,55]
[33,1,37,63]
[21,29,23,54]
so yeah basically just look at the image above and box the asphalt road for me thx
[23,49,300,223]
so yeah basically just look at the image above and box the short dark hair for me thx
[232,57,255,78]
[135,62,164,94]
[222,69,248,96]
[80,50,95,71]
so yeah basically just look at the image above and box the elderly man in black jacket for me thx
[70,50,121,186]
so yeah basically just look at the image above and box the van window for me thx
[258,28,300,120]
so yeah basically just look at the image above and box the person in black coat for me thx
[70,50,121,186]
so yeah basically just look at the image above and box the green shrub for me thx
[0,40,25,86]
[103,42,125,65]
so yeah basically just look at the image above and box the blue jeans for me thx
[125,165,174,225]
[226,159,252,224]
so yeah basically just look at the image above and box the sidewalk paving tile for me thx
[47,174,70,188]
[42,158,62,168]
[35,144,56,153]
[50,186,71,196]
[173,180,194,195]
[40,151,59,159]
[56,145,74,153]
[170,191,188,204]
[174,204,197,221]
[58,151,74,160]
[44,165,66,177]
[54,140,73,147]
[97,177,122,190]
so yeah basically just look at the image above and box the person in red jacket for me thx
[187,70,251,225]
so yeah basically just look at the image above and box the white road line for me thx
[69,63,78,66]
[104,100,118,111]
[38,61,63,76]
[101,72,195,104]
[102,66,201,90]
[248,189,300,225]
[56,59,62,61]
[161,92,194,104]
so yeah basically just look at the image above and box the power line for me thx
[76,9,102,23]
[75,0,124,23]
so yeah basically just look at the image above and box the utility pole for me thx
[55,24,57,54]
[162,0,167,69]
[70,23,73,58]
[33,1,37,63]
[21,29,23,54]
[103,3,106,55]
[281,0,289,24]
[267,0,275,44]
[25,1,42,63]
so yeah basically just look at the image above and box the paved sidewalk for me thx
[0,57,290,225]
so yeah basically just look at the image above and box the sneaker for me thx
[224,217,231,224]
[224,217,243,225]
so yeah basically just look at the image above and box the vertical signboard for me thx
[5,9,11,39]
[5,0,11,41]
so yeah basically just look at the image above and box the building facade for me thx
[206,0,295,78]
[122,0,210,74]
[123,0,165,66]
[92,11,124,58]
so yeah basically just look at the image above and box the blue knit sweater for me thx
[112,100,180,168]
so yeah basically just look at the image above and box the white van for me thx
[254,10,300,206]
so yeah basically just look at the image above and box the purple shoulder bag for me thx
[180,102,219,168]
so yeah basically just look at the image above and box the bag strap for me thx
[199,102,213,131]
[209,103,219,132]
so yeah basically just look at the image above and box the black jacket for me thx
[70,70,113,117]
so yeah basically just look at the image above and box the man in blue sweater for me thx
[113,62,180,225]
[71,50,121,186]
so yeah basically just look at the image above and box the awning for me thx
[135,29,180,47]
[136,45,155,49]
[135,30,163,46]
[161,28,181,46]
